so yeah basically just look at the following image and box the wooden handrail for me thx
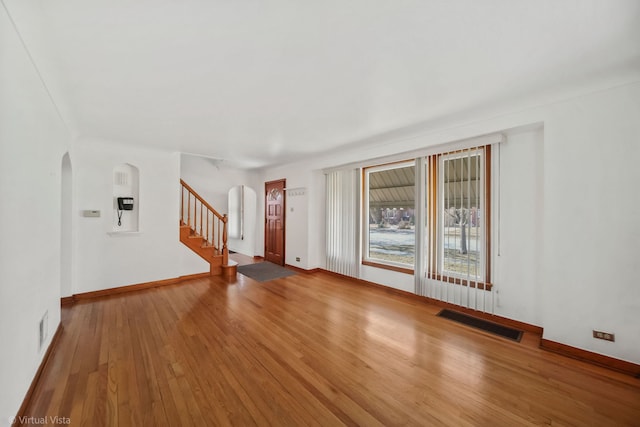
[180,179,225,220]
[180,179,228,266]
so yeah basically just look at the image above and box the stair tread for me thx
[179,179,235,279]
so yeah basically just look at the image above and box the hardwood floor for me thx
[23,270,640,426]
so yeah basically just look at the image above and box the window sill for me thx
[362,260,414,275]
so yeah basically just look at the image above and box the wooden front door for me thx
[265,179,286,266]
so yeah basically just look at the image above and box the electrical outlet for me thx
[593,330,615,342]
[295,257,300,262]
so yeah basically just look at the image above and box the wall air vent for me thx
[114,171,129,186]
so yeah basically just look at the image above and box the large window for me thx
[363,162,415,271]
[361,145,491,288]
[427,145,491,289]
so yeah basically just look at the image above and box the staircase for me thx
[180,179,237,278]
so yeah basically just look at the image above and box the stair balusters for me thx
[180,179,229,266]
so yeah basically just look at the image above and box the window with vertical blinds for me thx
[325,169,360,278]
[324,134,500,311]
[425,145,491,290]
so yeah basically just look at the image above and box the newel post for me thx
[222,214,229,266]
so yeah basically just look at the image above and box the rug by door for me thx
[237,262,296,282]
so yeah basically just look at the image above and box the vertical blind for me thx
[325,169,360,277]
[324,134,502,313]
[417,144,494,313]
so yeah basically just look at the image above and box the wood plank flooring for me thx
[22,268,640,426]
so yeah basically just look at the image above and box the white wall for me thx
[72,140,190,293]
[255,81,640,364]
[308,169,327,269]
[283,186,308,268]
[492,126,544,325]
[0,6,70,423]
[179,243,210,277]
[542,85,640,364]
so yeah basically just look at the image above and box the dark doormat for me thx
[437,309,523,342]
[237,262,296,282]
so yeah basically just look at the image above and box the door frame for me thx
[264,178,286,265]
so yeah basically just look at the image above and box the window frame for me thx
[362,160,416,274]
[427,145,492,290]
[359,145,492,291]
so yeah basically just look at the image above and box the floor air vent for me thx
[437,309,523,342]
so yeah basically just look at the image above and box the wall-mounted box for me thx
[82,210,101,217]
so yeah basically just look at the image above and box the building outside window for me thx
[363,162,416,270]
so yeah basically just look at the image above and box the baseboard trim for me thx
[319,269,640,377]
[540,339,640,378]
[56,267,640,378]
[421,296,543,334]
[319,269,542,334]
[69,272,211,303]
[15,323,63,423]
[285,264,321,274]
[321,268,421,297]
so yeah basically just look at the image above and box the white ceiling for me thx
[5,1,640,168]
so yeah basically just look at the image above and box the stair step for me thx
[179,179,235,279]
